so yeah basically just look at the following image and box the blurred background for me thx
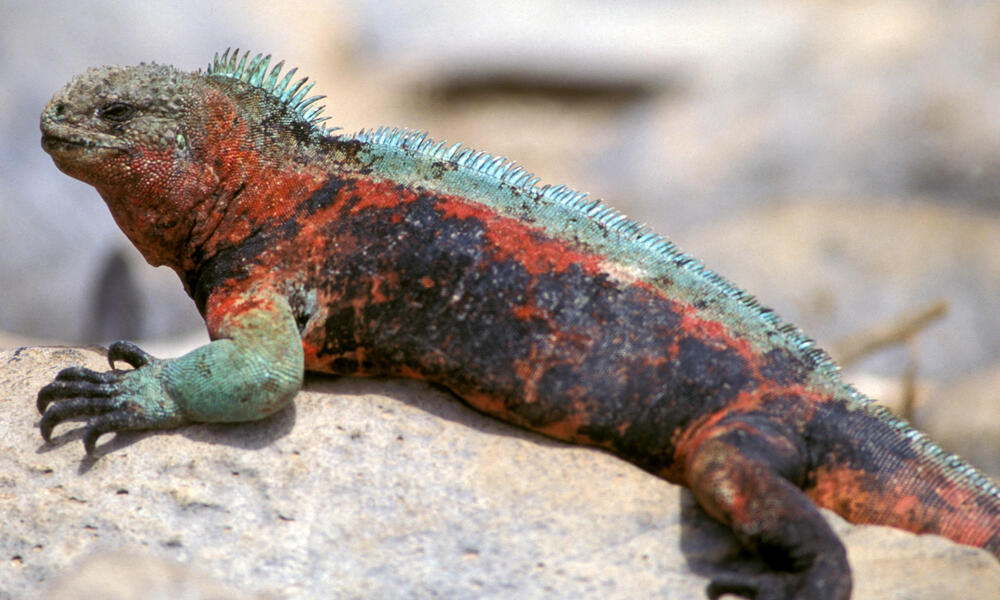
[1,1,998,474]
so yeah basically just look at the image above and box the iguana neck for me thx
[97,83,329,283]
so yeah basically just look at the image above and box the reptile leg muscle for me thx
[37,289,304,453]
[684,415,851,600]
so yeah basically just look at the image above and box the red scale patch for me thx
[349,178,419,214]
[435,195,606,277]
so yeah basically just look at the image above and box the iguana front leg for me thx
[37,289,304,453]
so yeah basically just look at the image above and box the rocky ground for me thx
[3,347,1000,599]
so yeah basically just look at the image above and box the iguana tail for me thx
[805,394,1000,558]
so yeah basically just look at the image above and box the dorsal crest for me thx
[203,49,334,135]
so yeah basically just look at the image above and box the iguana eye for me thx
[99,102,136,122]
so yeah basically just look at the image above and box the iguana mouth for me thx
[40,135,87,153]
[39,125,129,156]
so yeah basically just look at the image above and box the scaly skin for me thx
[37,51,1000,599]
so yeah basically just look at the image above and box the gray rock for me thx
[40,552,256,600]
[357,2,1000,227]
[2,346,998,599]
[919,365,1000,481]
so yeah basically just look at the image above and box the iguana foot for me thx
[37,341,182,453]
[706,558,850,600]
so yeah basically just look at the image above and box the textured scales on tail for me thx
[36,49,1000,600]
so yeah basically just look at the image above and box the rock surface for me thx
[920,365,1000,481]
[2,346,998,599]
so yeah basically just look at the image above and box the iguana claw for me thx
[36,341,169,453]
[37,367,121,414]
[107,340,154,368]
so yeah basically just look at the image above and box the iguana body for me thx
[38,51,1000,600]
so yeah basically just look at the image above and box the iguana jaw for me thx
[40,123,129,158]
[39,118,133,186]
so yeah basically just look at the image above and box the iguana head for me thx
[41,61,238,269]
[41,62,194,183]
[40,52,330,272]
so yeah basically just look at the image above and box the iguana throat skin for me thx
[38,51,1000,600]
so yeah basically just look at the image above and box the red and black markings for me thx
[189,170,826,477]
[801,400,1000,555]
[192,165,972,511]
